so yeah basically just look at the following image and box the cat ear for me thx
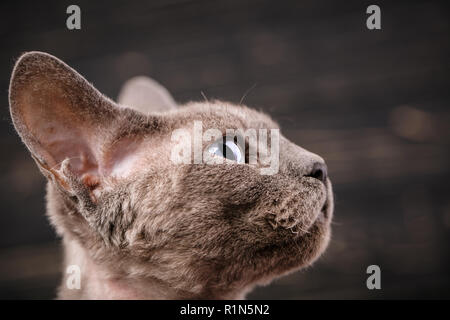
[117,76,177,113]
[9,52,143,196]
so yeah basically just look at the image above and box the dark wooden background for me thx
[0,0,449,299]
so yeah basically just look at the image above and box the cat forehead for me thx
[168,101,280,131]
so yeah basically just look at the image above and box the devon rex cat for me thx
[9,52,334,299]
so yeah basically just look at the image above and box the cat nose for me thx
[307,162,328,184]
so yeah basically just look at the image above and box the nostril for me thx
[307,162,328,184]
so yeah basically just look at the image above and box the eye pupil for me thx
[207,136,243,163]
[223,144,235,161]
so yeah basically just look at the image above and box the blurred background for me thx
[0,0,449,299]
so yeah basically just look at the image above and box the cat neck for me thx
[58,237,247,299]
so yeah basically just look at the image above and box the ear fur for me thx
[8,52,142,196]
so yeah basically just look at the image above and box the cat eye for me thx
[207,136,243,163]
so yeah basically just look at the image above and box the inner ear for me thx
[9,52,119,190]
[21,84,100,174]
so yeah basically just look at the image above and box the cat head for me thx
[9,52,333,298]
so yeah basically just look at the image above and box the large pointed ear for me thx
[9,52,130,197]
[117,76,177,114]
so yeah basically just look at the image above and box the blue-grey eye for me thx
[208,138,243,163]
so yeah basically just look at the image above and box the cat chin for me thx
[290,223,331,272]
[251,223,331,290]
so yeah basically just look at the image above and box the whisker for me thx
[330,219,343,226]
[200,91,209,103]
[239,83,257,105]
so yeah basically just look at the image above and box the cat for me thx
[8,51,334,299]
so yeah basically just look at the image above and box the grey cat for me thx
[9,52,334,299]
